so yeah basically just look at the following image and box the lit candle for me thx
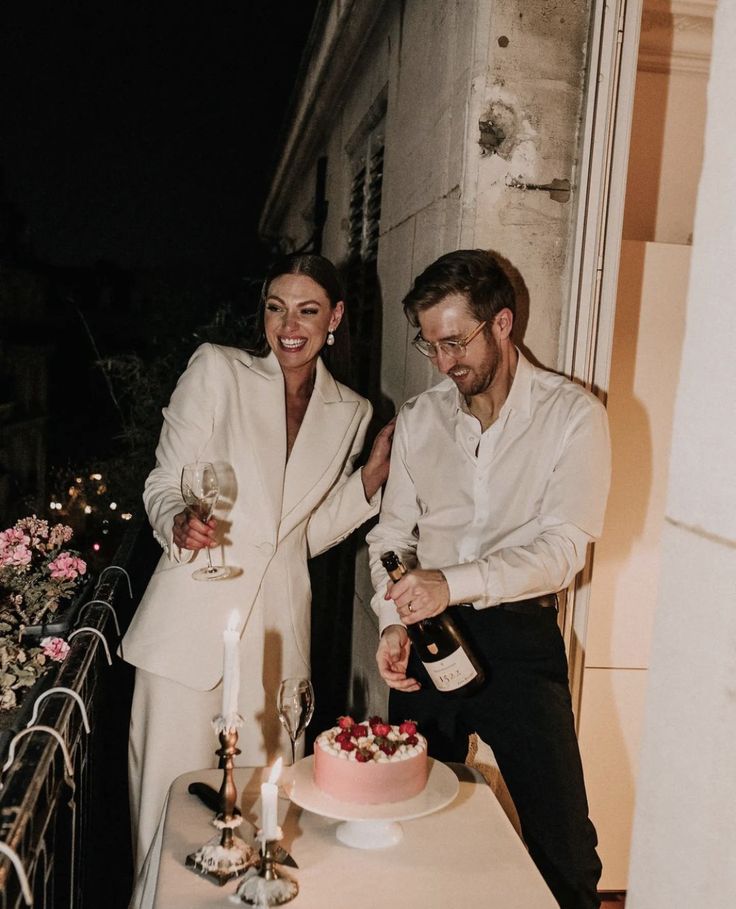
[260,757,283,841]
[222,609,241,723]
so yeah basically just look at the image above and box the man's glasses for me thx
[412,320,487,359]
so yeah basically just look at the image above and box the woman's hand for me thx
[172,509,217,551]
[361,417,396,500]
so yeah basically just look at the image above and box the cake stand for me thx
[289,757,459,849]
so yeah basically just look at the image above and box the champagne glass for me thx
[277,678,315,766]
[180,462,230,581]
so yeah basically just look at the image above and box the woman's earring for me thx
[326,330,335,347]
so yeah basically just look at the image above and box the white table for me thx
[146,763,556,909]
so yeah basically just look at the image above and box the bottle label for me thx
[423,647,478,692]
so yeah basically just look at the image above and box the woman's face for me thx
[263,274,344,376]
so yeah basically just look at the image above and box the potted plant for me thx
[0,515,89,712]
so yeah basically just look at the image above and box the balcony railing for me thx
[0,520,160,908]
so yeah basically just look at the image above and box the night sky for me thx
[0,2,320,514]
[0,1,318,273]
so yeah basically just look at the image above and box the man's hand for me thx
[172,509,217,551]
[385,569,450,624]
[375,625,420,691]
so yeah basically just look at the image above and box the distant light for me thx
[84,506,92,515]
[121,512,133,521]
[75,477,83,484]
[109,502,118,510]
[93,543,101,552]
[90,473,102,481]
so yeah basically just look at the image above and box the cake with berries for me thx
[312,716,428,804]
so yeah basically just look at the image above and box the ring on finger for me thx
[407,603,414,613]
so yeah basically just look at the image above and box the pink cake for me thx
[313,716,428,804]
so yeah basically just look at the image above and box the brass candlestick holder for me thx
[186,715,256,885]
[234,833,299,906]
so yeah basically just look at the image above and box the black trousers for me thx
[390,605,602,909]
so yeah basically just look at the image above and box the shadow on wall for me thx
[621,12,672,242]
[493,249,531,357]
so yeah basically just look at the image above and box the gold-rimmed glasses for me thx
[412,320,487,359]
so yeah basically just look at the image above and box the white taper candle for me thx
[222,609,241,723]
[260,757,283,840]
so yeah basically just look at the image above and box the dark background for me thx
[0,0,318,273]
[0,0,319,531]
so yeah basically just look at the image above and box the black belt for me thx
[496,593,558,614]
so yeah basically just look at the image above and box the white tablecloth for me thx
[141,763,556,909]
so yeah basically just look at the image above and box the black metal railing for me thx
[0,520,159,908]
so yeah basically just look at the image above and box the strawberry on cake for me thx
[312,716,428,804]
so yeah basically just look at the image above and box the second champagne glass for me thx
[180,461,230,581]
[277,678,315,765]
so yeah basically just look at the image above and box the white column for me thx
[627,3,736,907]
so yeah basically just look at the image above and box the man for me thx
[367,250,610,909]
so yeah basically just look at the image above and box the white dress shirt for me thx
[367,350,611,633]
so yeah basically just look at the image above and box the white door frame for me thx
[559,0,643,716]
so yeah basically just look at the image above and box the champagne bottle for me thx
[380,551,486,696]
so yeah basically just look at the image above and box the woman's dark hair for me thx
[402,249,516,328]
[249,253,351,384]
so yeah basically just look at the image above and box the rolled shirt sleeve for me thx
[444,394,611,608]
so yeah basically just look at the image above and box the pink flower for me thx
[0,528,31,547]
[48,553,87,581]
[0,542,32,567]
[15,516,49,545]
[40,637,70,662]
[48,523,73,548]
[0,529,32,567]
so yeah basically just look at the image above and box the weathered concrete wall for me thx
[465,0,592,367]
[263,0,593,398]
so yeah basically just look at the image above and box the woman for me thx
[123,253,393,875]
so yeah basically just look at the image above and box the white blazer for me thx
[122,343,379,690]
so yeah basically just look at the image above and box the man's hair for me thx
[402,249,516,328]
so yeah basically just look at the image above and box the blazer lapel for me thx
[280,357,358,525]
[239,351,287,525]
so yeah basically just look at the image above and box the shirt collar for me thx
[504,348,533,418]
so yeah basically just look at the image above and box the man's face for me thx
[416,294,501,398]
